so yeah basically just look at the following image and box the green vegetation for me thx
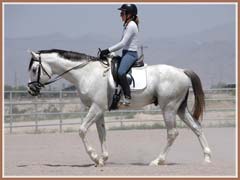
[5,85,28,91]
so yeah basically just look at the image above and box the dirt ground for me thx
[4,128,236,177]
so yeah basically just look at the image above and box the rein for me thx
[28,55,90,89]
[44,60,90,86]
[28,51,109,96]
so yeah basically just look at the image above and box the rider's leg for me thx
[118,50,138,101]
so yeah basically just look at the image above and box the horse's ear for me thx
[30,50,40,60]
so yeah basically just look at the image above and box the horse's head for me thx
[27,51,52,96]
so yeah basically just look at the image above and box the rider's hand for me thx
[100,49,110,59]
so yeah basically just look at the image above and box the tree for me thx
[15,85,27,91]
[4,84,13,91]
[211,81,227,89]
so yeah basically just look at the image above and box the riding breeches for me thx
[118,50,138,98]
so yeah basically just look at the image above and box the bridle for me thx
[27,54,90,96]
[27,56,51,96]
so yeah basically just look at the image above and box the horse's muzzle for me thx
[27,82,42,96]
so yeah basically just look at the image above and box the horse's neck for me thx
[42,53,82,74]
[42,53,104,84]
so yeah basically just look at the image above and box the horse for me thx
[27,49,211,166]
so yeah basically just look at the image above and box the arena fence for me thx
[4,88,236,134]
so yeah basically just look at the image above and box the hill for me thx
[4,23,235,88]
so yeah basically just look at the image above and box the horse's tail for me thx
[184,69,205,121]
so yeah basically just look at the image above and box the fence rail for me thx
[4,88,236,133]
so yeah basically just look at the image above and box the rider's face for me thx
[120,11,126,21]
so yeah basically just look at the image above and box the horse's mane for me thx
[38,49,99,62]
[28,49,105,71]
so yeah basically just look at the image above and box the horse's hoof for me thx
[102,152,109,161]
[156,155,166,165]
[98,158,105,167]
[158,159,165,165]
[89,151,100,165]
[204,155,211,163]
[93,158,105,167]
[149,160,159,166]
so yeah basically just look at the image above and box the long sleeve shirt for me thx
[109,21,138,52]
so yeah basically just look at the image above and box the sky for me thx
[4,3,236,39]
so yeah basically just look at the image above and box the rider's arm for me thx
[108,22,137,52]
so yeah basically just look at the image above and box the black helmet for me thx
[118,4,137,16]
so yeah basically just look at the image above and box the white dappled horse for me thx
[27,49,211,166]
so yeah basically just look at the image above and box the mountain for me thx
[141,23,236,87]
[4,23,236,88]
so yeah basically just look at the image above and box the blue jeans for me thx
[118,50,138,98]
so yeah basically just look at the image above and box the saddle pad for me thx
[130,64,147,91]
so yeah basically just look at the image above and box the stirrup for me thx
[120,96,131,106]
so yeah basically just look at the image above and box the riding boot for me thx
[118,74,131,105]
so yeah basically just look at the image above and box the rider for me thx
[100,4,139,105]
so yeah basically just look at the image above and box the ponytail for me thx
[133,15,139,27]
[125,15,140,29]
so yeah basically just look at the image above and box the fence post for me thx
[59,91,63,133]
[9,91,13,134]
[34,96,38,133]
[120,111,123,128]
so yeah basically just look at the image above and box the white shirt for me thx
[109,21,138,52]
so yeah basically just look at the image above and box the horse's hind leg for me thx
[150,107,179,166]
[178,107,211,163]
[78,103,104,166]
[96,114,109,165]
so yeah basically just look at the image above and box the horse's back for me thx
[147,64,190,86]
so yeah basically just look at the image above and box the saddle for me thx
[111,55,144,85]
[109,55,146,110]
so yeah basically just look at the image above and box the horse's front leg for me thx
[96,114,108,165]
[78,103,104,166]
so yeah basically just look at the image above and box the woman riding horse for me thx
[100,4,139,106]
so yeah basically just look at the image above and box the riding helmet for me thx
[118,4,138,16]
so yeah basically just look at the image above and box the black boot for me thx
[118,74,131,105]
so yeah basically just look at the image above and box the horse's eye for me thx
[32,68,37,74]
